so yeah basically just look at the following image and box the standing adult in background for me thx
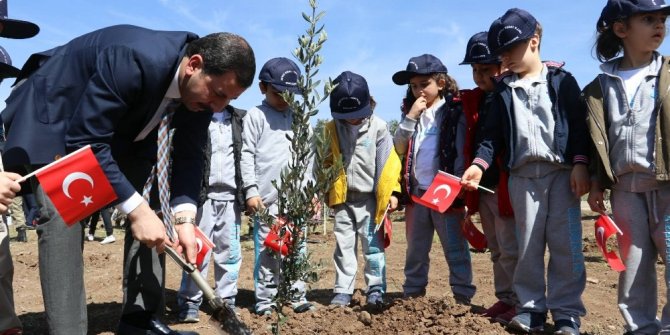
[0,45,25,335]
[1,24,255,335]
[21,192,39,228]
[0,2,40,333]
[85,207,116,244]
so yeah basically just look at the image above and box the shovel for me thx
[165,247,253,335]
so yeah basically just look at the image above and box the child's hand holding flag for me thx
[411,171,493,213]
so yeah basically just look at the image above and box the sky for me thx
[1,0,670,124]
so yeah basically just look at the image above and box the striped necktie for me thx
[142,100,179,240]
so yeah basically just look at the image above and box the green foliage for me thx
[388,119,400,136]
[257,1,339,333]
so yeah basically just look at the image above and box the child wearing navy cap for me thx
[461,8,589,335]
[459,32,519,326]
[584,0,670,333]
[324,71,401,309]
[392,54,476,304]
[240,57,315,316]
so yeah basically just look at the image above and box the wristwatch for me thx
[174,216,196,225]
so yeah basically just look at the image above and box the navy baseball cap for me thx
[488,8,538,55]
[330,71,373,120]
[392,54,448,85]
[0,0,39,39]
[0,46,20,82]
[258,57,301,94]
[599,0,670,30]
[460,31,500,65]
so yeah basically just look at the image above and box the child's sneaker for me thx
[255,306,273,316]
[402,289,426,299]
[553,319,579,335]
[330,293,352,306]
[178,306,200,323]
[86,234,94,241]
[366,289,384,309]
[481,300,513,318]
[454,294,471,305]
[100,235,116,244]
[292,301,315,313]
[494,307,516,325]
[0,327,23,335]
[218,297,237,315]
[508,312,546,333]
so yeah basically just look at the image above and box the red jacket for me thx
[460,88,513,217]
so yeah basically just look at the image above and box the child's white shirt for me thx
[617,65,649,107]
[414,98,445,188]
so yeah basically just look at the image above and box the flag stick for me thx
[437,170,495,194]
[374,204,390,233]
[604,214,623,235]
[16,145,92,183]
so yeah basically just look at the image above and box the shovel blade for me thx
[208,299,253,335]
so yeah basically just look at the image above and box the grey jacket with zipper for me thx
[584,54,670,190]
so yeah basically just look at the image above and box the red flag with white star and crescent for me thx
[35,145,117,225]
[411,171,462,213]
[594,214,625,272]
[194,225,214,270]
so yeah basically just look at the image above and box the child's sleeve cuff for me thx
[572,155,588,165]
[472,158,489,171]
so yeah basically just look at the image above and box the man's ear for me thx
[184,54,204,76]
[259,81,267,94]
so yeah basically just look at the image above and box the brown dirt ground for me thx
[6,201,664,334]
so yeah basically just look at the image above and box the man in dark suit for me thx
[0,24,256,335]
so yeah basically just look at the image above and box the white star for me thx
[432,198,440,204]
[81,195,93,206]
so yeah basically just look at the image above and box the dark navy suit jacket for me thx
[1,25,211,207]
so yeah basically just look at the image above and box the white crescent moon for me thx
[596,227,606,247]
[196,238,203,253]
[62,172,95,199]
[432,184,452,199]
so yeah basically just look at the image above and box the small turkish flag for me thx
[411,171,462,213]
[595,215,625,272]
[461,215,487,250]
[264,216,293,256]
[35,146,117,225]
[194,225,214,270]
[383,212,392,249]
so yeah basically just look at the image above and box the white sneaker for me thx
[86,234,94,241]
[100,235,116,245]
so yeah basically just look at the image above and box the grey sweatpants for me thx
[403,193,476,299]
[178,199,241,308]
[0,220,21,332]
[479,191,518,306]
[332,192,386,294]
[610,186,670,334]
[253,204,307,312]
[508,168,586,324]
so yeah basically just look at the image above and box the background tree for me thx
[388,119,399,136]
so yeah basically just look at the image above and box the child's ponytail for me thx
[595,23,624,62]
